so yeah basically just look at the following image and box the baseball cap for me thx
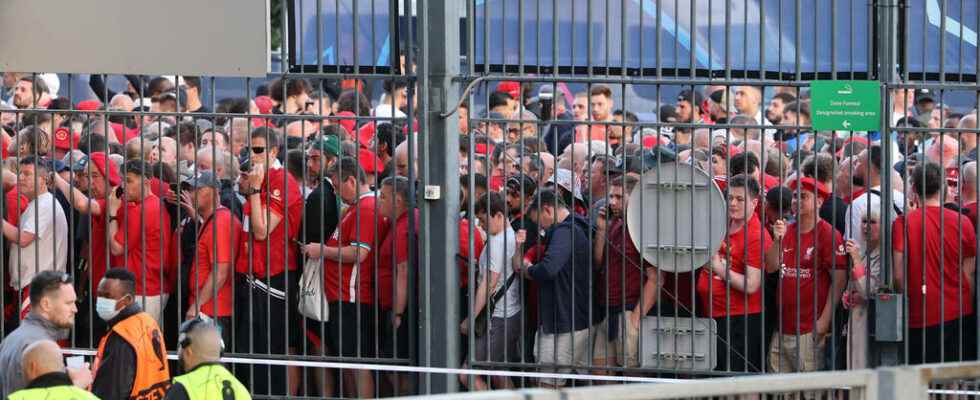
[87,152,121,186]
[505,173,537,197]
[915,88,936,104]
[358,122,376,148]
[308,135,341,157]
[547,168,584,201]
[185,171,221,189]
[335,111,357,135]
[53,127,80,151]
[76,100,102,111]
[195,119,215,133]
[254,95,275,115]
[788,176,831,201]
[677,89,704,110]
[357,148,384,174]
[497,81,521,99]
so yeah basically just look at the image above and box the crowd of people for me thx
[0,70,976,398]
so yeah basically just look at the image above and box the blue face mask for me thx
[95,297,122,321]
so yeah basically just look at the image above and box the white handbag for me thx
[297,257,330,322]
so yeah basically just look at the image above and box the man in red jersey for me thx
[302,157,387,398]
[107,160,171,325]
[236,127,304,397]
[697,174,772,373]
[765,177,847,373]
[894,161,976,364]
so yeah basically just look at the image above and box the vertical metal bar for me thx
[876,0,900,367]
[418,0,461,393]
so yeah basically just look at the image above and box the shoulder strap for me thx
[865,189,903,215]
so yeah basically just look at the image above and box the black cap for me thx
[677,89,704,111]
[505,173,537,197]
[914,89,935,104]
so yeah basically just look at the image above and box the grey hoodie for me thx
[0,313,68,397]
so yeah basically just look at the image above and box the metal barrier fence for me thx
[393,361,980,400]
[0,0,978,399]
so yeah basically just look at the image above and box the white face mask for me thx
[95,297,121,321]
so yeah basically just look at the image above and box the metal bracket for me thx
[646,245,710,254]
[645,181,710,190]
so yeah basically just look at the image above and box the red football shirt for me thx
[376,209,418,309]
[324,193,388,304]
[237,167,304,277]
[113,194,170,296]
[697,216,772,318]
[893,206,977,328]
[597,218,649,307]
[190,208,242,317]
[4,189,27,225]
[87,198,121,290]
[776,219,847,334]
[458,218,483,289]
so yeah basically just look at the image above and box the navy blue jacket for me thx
[529,213,592,334]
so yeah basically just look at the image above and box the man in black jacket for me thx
[514,189,591,388]
[301,134,342,244]
[91,268,170,400]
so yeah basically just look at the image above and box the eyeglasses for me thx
[251,146,266,154]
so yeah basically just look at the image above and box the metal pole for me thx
[875,0,900,367]
[419,0,461,394]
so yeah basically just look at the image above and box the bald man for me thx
[165,318,250,400]
[7,340,97,399]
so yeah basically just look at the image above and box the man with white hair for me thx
[109,93,135,112]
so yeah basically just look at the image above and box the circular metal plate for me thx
[626,163,727,273]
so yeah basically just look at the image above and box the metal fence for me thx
[393,361,980,400]
[0,0,979,399]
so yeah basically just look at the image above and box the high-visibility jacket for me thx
[171,363,251,400]
[93,312,171,399]
[8,385,100,400]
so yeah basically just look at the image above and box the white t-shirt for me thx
[10,192,69,290]
[478,225,521,319]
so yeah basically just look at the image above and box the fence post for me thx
[874,0,902,367]
[418,0,462,394]
[873,366,928,400]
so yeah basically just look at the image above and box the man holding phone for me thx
[107,160,171,325]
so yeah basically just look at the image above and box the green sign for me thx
[810,80,881,131]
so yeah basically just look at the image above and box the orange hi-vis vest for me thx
[93,312,171,400]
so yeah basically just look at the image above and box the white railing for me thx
[393,362,980,400]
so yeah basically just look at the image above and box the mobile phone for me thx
[115,187,124,198]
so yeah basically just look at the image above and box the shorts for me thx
[908,317,965,365]
[327,301,377,358]
[714,312,764,373]
[380,309,411,359]
[472,312,523,363]
[533,328,591,387]
[768,332,825,373]
[593,309,641,367]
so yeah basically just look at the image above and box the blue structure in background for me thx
[289,0,976,76]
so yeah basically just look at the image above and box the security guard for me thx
[8,340,98,400]
[164,317,250,400]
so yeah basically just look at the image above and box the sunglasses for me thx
[251,146,266,154]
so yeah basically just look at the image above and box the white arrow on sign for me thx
[842,120,851,129]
